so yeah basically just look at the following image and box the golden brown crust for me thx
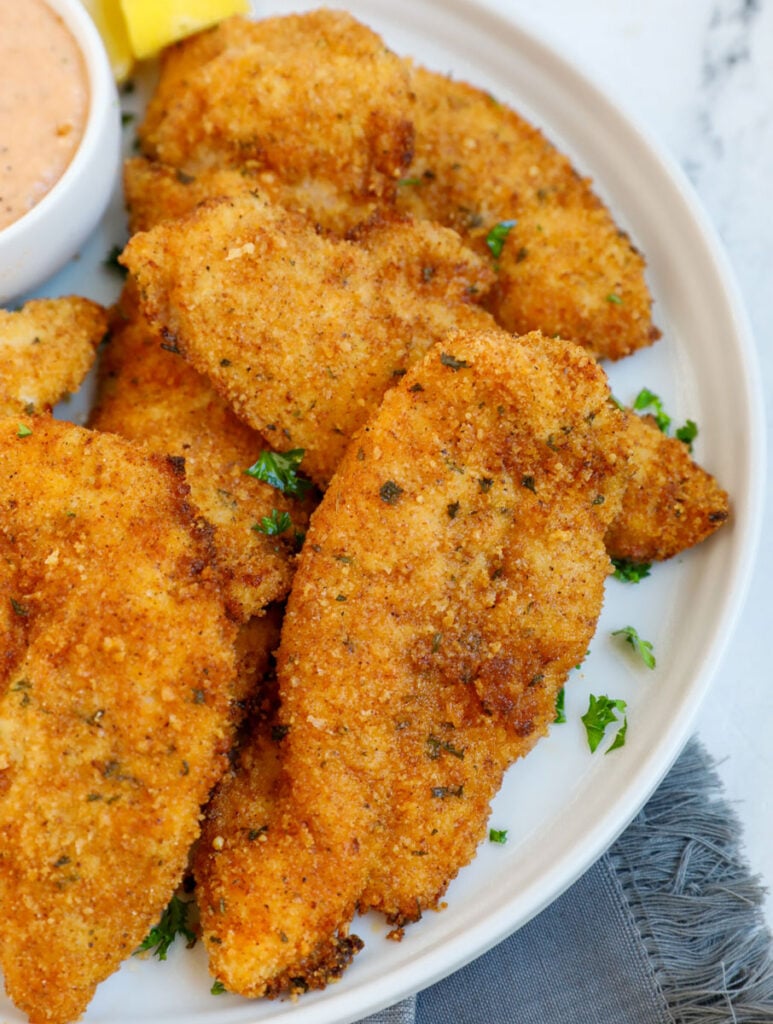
[605,412,730,562]
[122,191,496,485]
[397,65,658,360]
[124,153,390,238]
[0,416,237,1024]
[90,283,313,621]
[0,297,107,416]
[194,692,366,998]
[139,11,414,214]
[139,20,234,146]
[125,157,262,234]
[193,328,630,994]
[137,14,656,360]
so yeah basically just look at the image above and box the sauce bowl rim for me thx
[0,0,120,247]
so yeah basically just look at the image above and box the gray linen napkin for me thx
[362,738,773,1023]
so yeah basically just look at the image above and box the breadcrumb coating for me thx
[605,412,729,562]
[0,297,107,416]
[397,64,659,360]
[122,192,495,485]
[90,283,313,621]
[139,11,414,217]
[0,416,238,1024]
[193,328,631,996]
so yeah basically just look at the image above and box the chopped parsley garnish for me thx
[611,558,652,583]
[612,625,656,669]
[485,219,517,260]
[607,715,628,753]
[581,694,628,753]
[606,292,623,304]
[379,480,404,505]
[431,784,464,799]
[632,389,699,450]
[16,423,32,438]
[252,509,292,536]
[554,687,566,724]
[426,735,465,760]
[135,895,196,960]
[245,449,311,497]
[440,352,469,371]
[10,597,29,617]
[211,980,227,995]
[489,828,508,844]
[633,388,671,433]
[675,418,699,451]
[397,176,423,187]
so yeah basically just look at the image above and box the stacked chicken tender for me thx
[0,9,729,1023]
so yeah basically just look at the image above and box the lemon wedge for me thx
[82,0,135,82]
[120,0,249,60]
[83,0,249,78]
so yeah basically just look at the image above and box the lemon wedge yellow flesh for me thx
[120,0,249,59]
[83,0,135,81]
[84,0,249,79]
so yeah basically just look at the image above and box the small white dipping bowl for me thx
[0,0,121,305]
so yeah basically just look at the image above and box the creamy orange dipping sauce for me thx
[0,0,88,231]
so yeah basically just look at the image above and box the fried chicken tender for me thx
[193,328,632,996]
[0,416,238,1024]
[90,283,313,621]
[124,152,386,238]
[396,65,659,360]
[122,192,496,485]
[139,11,414,228]
[0,297,107,415]
[124,157,263,234]
[605,411,729,562]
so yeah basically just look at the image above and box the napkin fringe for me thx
[609,739,773,1022]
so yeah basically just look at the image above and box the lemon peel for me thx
[83,0,249,79]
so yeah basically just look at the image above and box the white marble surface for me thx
[481,0,773,921]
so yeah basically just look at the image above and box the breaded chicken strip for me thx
[122,192,496,485]
[139,11,414,228]
[397,65,659,360]
[0,416,237,1024]
[605,412,729,562]
[194,679,365,999]
[193,328,631,996]
[124,157,263,234]
[121,168,727,566]
[90,283,313,621]
[124,153,385,238]
[138,10,236,141]
[0,297,107,415]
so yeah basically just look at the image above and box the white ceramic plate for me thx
[2,1,763,1022]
